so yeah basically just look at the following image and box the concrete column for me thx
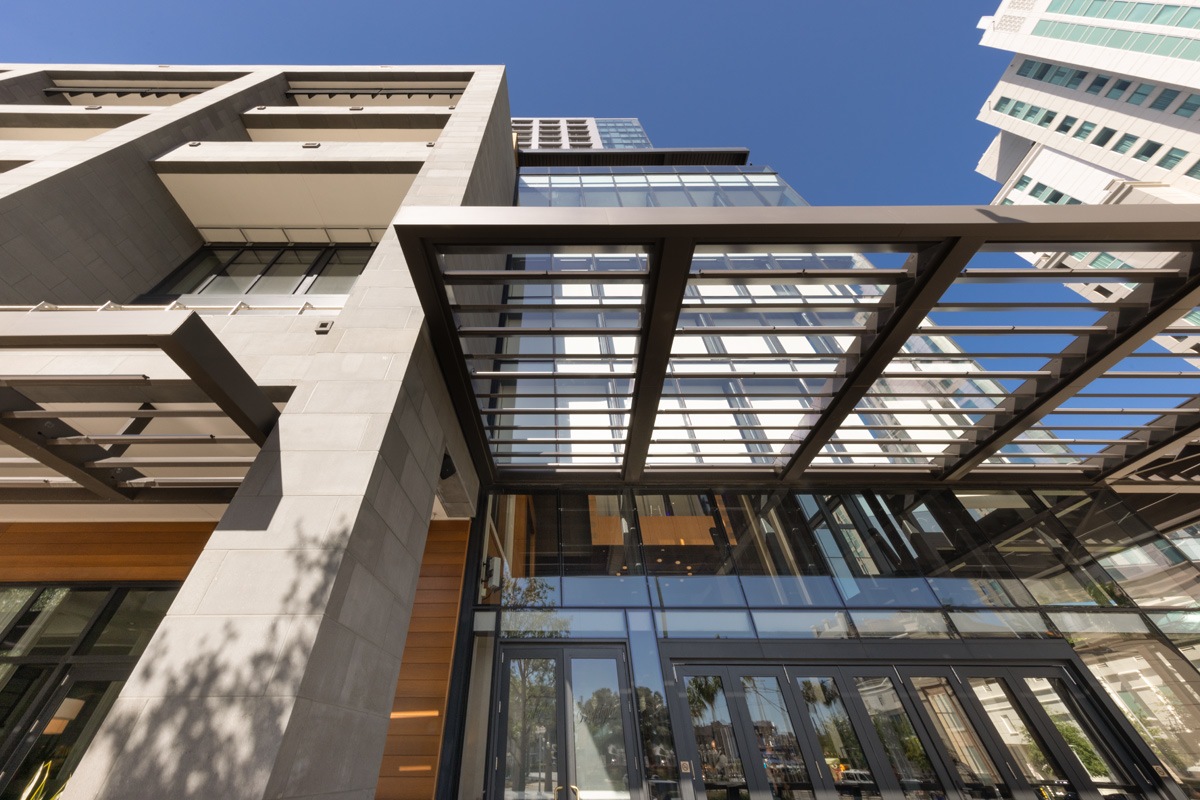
[63,65,514,800]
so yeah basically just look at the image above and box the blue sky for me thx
[0,0,1010,206]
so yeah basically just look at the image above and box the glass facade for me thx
[595,119,652,149]
[462,488,1200,800]
[0,584,178,799]
[517,167,805,208]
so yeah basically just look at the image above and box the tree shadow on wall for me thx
[63,506,360,799]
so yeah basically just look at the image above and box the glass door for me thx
[495,645,642,800]
[0,664,127,800]
[674,665,824,800]
[669,661,1169,800]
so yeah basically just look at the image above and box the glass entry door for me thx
[495,645,642,800]
[670,662,1163,800]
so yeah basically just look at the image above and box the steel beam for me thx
[941,249,1200,481]
[0,311,279,445]
[774,238,983,479]
[0,387,141,502]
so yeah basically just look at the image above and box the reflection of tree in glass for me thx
[798,679,868,771]
[508,659,557,795]
[1047,719,1108,779]
[504,577,558,609]
[635,687,677,784]
[687,677,721,721]
[576,687,627,789]
[870,714,933,777]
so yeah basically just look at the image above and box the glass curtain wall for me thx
[462,488,1200,800]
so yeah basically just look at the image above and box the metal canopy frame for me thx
[0,310,281,503]
[395,204,1200,490]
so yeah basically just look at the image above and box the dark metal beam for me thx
[622,237,695,482]
[396,231,498,486]
[1095,397,1200,483]
[393,204,1200,249]
[0,311,280,445]
[941,249,1200,481]
[779,238,983,480]
[0,387,139,502]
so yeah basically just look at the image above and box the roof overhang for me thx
[397,204,1200,491]
[0,309,282,504]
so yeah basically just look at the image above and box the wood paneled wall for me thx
[0,521,215,582]
[377,518,472,800]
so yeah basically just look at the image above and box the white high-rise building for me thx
[977,0,1200,353]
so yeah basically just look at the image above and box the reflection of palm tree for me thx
[687,677,722,721]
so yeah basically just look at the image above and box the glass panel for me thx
[488,494,562,608]
[794,677,882,800]
[505,658,559,800]
[991,521,1128,607]
[1022,677,1131,788]
[0,665,53,751]
[199,248,279,294]
[0,679,124,800]
[751,610,852,639]
[799,495,939,608]
[739,676,815,800]
[78,589,178,657]
[849,611,953,639]
[1057,615,1200,795]
[570,658,632,800]
[719,492,839,607]
[909,677,1010,799]
[165,248,239,293]
[0,589,107,657]
[562,494,642,577]
[247,248,320,294]
[888,493,1035,608]
[1148,610,1200,670]
[638,493,734,578]
[460,631,496,800]
[501,610,626,639]
[1059,492,1200,608]
[684,675,749,800]
[308,247,371,294]
[853,677,943,800]
[654,610,754,639]
[948,611,1057,639]
[967,677,1072,793]
[627,611,678,800]
[0,587,34,639]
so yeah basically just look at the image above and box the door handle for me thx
[555,788,563,800]
[570,786,580,800]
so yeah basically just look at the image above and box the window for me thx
[1112,133,1139,153]
[1176,93,1200,116]
[1091,126,1118,146]
[1016,58,1089,88]
[1073,121,1097,139]
[1126,83,1156,104]
[1157,147,1189,169]
[1055,115,1078,133]
[149,244,375,298]
[1150,87,1181,110]
[1185,158,1200,179]
[1105,78,1132,99]
[1134,140,1164,160]
[1014,174,1032,191]
[1085,75,1111,94]
[0,585,178,799]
